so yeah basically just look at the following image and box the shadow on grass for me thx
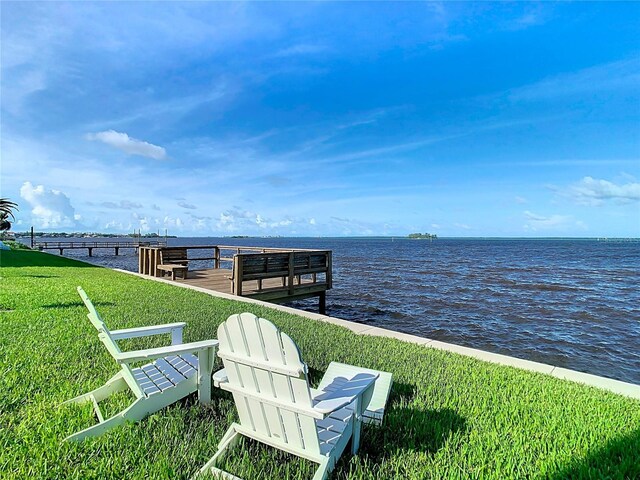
[42,301,116,309]
[550,426,640,479]
[199,381,466,479]
[210,372,465,461]
[279,370,466,464]
[22,274,60,278]
[0,249,95,268]
[362,406,465,461]
[306,371,466,460]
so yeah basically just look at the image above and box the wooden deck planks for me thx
[138,246,331,313]
[178,268,315,296]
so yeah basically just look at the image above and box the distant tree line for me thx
[13,232,177,238]
[407,233,438,239]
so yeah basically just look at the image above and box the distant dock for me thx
[35,240,167,256]
[138,245,332,313]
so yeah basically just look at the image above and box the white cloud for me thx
[216,207,305,233]
[20,181,79,229]
[566,176,640,206]
[503,7,549,32]
[522,211,584,232]
[86,130,167,160]
[163,215,185,229]
[508,58,640,102]
[514,196,528,204]
[101,200,143,210]
[104,219,134,231]
[178,201,197,210]
[272,44,327,58]
[137,216,150,233]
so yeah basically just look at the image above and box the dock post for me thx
[88,248,93,257]
[138,247,144,274]
[319,293,326,315]
[115,247,119,256]
[233,255,243,295]
[59,248,64,255]
[288,252,295,295]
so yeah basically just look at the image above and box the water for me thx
[25,237,640,384]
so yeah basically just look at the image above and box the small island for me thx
[408,232,438,240]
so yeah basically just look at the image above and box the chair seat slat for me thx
[65,287,218,442]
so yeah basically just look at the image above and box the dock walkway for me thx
[178,268,318,297]
[36,240,166,256]
[138,245,332,313]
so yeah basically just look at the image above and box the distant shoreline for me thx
[12,233,640,241]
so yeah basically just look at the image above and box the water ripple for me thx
[44,237,640,384]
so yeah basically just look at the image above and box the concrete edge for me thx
[113,268,640,400]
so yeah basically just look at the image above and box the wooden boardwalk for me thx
[175,268,322,301]
[36,240,166,256]
[139,245,332,313]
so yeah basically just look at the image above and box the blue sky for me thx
[2,2,639,237]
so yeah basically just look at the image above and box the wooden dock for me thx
[138,245,332,313]
[36,240,166,256]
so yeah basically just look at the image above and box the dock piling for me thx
[319,293,326,315]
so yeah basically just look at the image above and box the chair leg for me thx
[312,457,331,480]
[350,396,364,455]
[194,425,242,479]
[64,395,149,442]
[62,372,126,405]
[64,409,128,442]
[197,347,214,404]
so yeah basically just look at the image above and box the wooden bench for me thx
[230,251,330,295]
[157,249,189,280]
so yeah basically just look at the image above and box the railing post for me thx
[214,246,220,269]
[145,247,151,275]
[288,252,295,294]
[319,292,326,315]
[326,251,333,289]
[138,247,144,274]
[151,248,159,277]
[233,255,243,296]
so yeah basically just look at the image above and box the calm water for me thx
[28,237,640,384]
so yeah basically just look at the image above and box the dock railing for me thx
[35,240,166,256]
[138,245,332,312]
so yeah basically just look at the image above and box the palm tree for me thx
[0,212,11,232]
[0,198,18,220]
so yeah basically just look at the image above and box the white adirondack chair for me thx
[197,312,393,480]
[63,286,219,442]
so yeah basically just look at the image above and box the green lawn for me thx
[1,249,639,479]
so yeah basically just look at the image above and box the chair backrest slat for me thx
[77,286,109,333]
[76,286,144,398]
[217,313,320,455]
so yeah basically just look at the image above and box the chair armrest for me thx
[110,322,187,340]
[115,339,219,364]
[312,373,378,415]
[213,368,228,388]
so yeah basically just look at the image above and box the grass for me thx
[1,249,639,479]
